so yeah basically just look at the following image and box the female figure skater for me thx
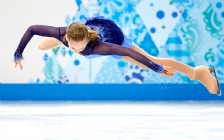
[14,16,221,96]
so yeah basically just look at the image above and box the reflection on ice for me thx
[0,101,224,140]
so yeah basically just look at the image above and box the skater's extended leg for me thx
[131,44,218,94]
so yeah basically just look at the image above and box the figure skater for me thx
[13,16,221,96]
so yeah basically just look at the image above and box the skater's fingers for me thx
[18,61,23,70]
[14,61,17,68]
[167,73,174,77]
[160,73,174,77]
[162,69,174,75]
[13,58,24,70]
[161,74,174,77]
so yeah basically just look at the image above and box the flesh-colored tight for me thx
[123,44,217,94]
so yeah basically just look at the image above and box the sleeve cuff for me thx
[154,64,165,73]
[14,51,23,61]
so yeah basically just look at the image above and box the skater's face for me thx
[67,36,88,53]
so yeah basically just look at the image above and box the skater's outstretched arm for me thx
[92,41,165,73]
[14,25,67,61]
[14,25,67,70]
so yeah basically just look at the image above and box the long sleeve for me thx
[14,25,67,61]
[91,41,164,73]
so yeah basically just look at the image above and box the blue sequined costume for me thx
[14,16,164,73]
[82,16,132,59]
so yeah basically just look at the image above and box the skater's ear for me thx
[65,34,69,41]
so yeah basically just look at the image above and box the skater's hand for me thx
[160,66,175,77]
[14,57,24,70]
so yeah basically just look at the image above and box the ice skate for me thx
[209,66,221,96]
[193,66,220,95]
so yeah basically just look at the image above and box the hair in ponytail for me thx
[88,29,100,41]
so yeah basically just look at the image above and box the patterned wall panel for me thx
[36,0,224,84]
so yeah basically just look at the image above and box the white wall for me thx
[0,0,77,83]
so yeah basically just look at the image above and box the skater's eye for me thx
[77,47,85,51]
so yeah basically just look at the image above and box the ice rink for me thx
[0,101,224,140]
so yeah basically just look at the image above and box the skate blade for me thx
[211,66,221,96]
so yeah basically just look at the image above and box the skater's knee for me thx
[38,43,47,50]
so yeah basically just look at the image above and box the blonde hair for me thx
[63,22,100,42]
